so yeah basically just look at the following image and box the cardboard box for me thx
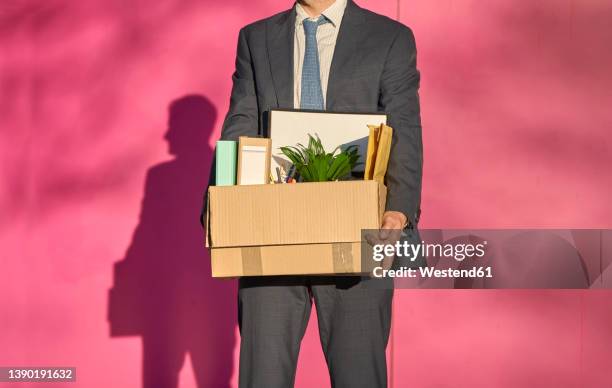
[206,180,386,277]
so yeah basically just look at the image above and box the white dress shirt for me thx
[293,0,348,109]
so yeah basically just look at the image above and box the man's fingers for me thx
[379,219,399,240]
[379,227,391,240]
[370,213,404,246]
[364,231,380,246]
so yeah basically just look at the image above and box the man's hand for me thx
[379,211,407,240]
[364,211,407,244]
[363,211,407,272]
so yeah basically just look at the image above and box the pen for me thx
[285,165,295,183]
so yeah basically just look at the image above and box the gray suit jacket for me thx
[217,0,422,224]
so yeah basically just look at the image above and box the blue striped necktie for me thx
[300,16,328,110]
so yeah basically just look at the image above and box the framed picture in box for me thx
[237,136,271,185]
[268,109,387,182]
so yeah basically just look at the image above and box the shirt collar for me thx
[295,0,347,28]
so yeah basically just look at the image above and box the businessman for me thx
[216,0,422,387]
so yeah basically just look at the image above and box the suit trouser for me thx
[238,275,394,388]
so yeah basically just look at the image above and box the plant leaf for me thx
[280,134,361,182]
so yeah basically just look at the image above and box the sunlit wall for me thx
[1,1,611,387]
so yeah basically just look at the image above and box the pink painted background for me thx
[2,0,612,387]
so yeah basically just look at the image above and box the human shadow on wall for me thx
[108,95,235,388]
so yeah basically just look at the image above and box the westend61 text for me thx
[372,266,493,279]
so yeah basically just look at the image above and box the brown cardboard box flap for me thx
[207,180,385,248]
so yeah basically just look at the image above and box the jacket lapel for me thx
[326,0,366,109]
[267,8,296,109]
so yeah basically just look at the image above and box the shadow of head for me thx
[165,95,217,158]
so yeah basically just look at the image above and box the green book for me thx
[215,140,237,186]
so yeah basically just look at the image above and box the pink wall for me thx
[1,1,611,387]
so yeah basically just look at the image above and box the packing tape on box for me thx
[239,243,354,275]
[332,243,354,273]
[241,247,263,275]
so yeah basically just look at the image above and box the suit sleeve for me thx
[220,27,259,140]
[379,25,423,226]
[201,27,259,226]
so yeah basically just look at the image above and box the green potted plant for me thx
[280,134,360,182]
